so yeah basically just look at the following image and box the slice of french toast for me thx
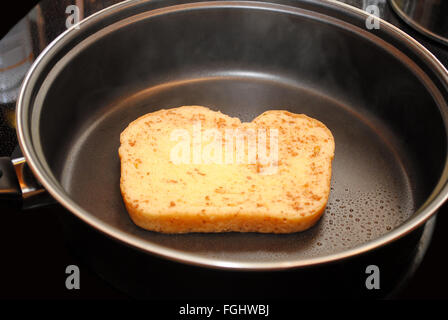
[119,106,334,233]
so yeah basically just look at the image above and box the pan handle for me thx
[0,156,55,209]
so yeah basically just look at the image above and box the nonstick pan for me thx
[2,0,448,272]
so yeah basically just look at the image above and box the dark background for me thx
[0,0,447,299]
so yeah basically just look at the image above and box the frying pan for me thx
[2,0,448,275]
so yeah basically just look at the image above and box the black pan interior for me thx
[30,2,447,264]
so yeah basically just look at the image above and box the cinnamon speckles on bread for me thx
[119,106,335,233]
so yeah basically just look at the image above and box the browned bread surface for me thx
[119,106,335,233]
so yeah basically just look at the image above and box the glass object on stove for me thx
[0,16,33,104]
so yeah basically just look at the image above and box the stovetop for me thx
[1,0,448,299]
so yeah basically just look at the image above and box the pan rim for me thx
[16,0,448,270]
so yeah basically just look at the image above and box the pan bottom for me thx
[57,73,414,264]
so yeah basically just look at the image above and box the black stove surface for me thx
[1,0,448,299]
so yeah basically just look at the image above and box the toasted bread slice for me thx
[119,106,335,233]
